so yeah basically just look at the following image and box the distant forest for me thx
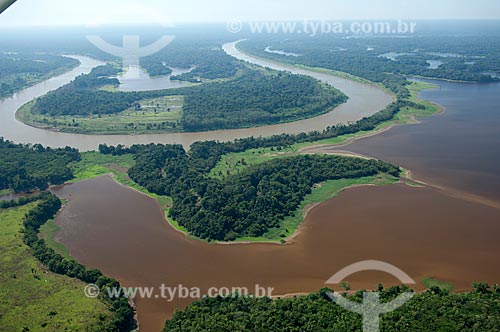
[238,35,500,83]
[0,53,79,99]
[141,39,240,81]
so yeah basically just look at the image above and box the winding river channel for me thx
[0,41,392,150]
[3,43,500,332]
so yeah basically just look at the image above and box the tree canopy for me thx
[126,142,399,241]
[0,138,80,193]
[165,286,500,332]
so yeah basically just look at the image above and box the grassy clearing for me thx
[423,278,455,292]
[0,188,13,196]
[0,204,113,331]
[71,151,173,213]
[209,146,296,178]
[70,152,135,183]
[17,95,183,135]
[39,219,71,260]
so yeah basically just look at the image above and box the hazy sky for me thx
[1,0,500,27]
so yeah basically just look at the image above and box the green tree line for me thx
[122,142,399,241]
[20,193,137,331]
[164,285,500,331]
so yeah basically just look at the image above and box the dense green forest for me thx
[72,64,120,88]
[164,285,500,331]
[32,88,142,116]
[181,69,347,131]
[123,141,399,241]
[109,87,403,241]
[0,138,80,193]
[238,35,500,84]
[169,155,398,240]
[0,53,79,99]
[141,39,240,80]
[29,66,347,132]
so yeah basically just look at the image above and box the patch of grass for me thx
[70,152,135,183]
[71,151,173,211]
[0,188,13,196]
[423,278,455,292]
[209,146,296,178]
[39,219,71,260]
[17,95,183,134]
[0,204,114,331]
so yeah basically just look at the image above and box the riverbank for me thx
[57,78,441,245]
[0,58,81,101]
[0,47,391,150]
[50,170,500,332]
[0,203,115,331]
[16,95,185,135]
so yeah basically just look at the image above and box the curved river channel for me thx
[0,42,393,150]
[6,43,498,332]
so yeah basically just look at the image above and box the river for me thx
[52,174,500,332]
[324,79,500,205]
[0,42,392,151]
[6,43,500,331]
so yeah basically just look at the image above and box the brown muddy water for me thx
[337,79,500,204]
[52,175,500,332]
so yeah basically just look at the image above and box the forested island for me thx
[238,35,500,83]
[19,62,347,134]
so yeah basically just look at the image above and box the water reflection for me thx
[116,66,193,91]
